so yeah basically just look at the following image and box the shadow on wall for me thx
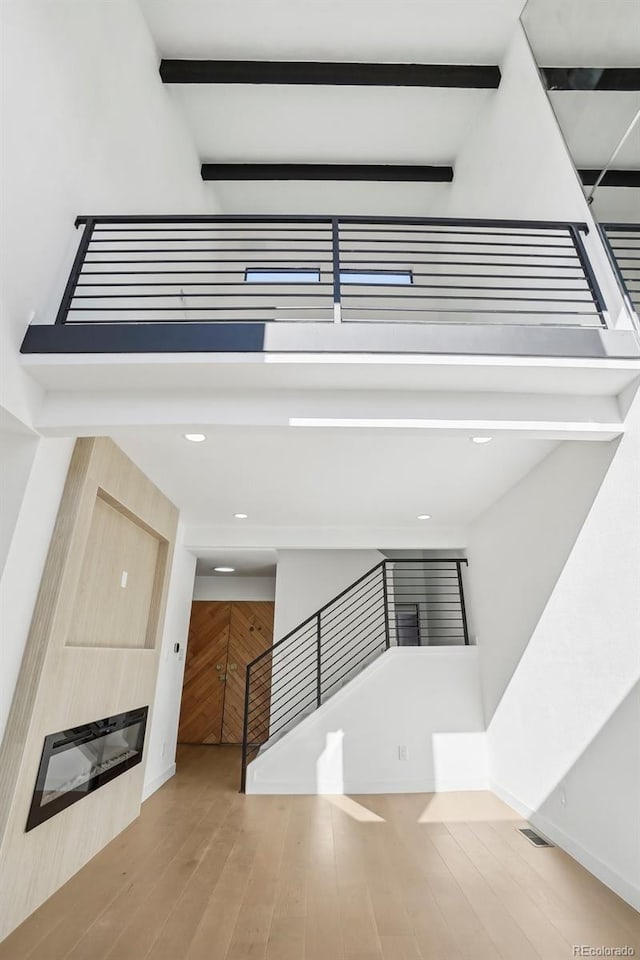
[471,402,640,911]
[313,725,487,797]
[504,680,640,913]
[474,418,640,908]
[247,648,488,795]
[468,437,621,724]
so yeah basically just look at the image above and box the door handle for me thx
[228,663,238,671]
[218,674,227,682]
[215,664,224,671]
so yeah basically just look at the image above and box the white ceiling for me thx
[194,548,277,576]
[169,83,490,214]
[548,88,639,223]
[164,66,494,215]
[141,0,638,220]
[139,0,522,214]
[549,92,640,170]
[173,85,492,164]
[521,0,640,67]
[522,0,640,222]
[549,92,640,220]
[140,0,525,63]
[112,424,558,529]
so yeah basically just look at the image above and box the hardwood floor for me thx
[2,746,638,960]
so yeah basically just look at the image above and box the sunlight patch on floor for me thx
[323,794,386,822]
[417,790,521,823]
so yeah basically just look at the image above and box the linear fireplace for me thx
[26,706,148,831]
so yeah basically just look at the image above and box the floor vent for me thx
[518,827,553,847]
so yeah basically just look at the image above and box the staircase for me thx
[240,557,469,790]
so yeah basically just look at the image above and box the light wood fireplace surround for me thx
[0,438,178,940]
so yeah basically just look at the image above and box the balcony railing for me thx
[52,215,607,329]
[598,223,640,323]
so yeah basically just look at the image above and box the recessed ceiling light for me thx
[417,514,432,521]
[233,513,248,519]
[214,566,235,573]
[471,436,493,444]
[184,433,206,443]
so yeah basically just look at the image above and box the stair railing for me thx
[240,557,469,791]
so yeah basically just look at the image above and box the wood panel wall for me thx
[0,438,178,941]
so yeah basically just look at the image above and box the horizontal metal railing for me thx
[598,223,640,324]
[55,215,608,328]
[240,557,469,791]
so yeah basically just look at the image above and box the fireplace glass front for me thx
[26,706,148,831]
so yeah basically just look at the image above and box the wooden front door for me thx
[178,600,274,745]
[222,601,274,743]
[178,602,231,744]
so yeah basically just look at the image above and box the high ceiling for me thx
[139,1,526,62]
[522,0,640,222]
[137,0,639,219]
[520,0,639,66]
[112,424,558,530]
[180,86,486,166]
[156,82,492,215]
[138,0,526,214]
[549,92,639,170]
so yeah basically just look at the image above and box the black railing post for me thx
[316,613,322,706]
[382,562,391,649]
[456,561,470,646]
[567,224,608,328]
[331,217,342,323]
[55,218,95,325]
[240,663,251,793]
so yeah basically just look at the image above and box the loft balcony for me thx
[20,214,640,361]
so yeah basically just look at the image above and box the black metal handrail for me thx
[240,557,470,791]
[54,215,608,328]
[598,223,640,327]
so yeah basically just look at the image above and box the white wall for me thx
[0,0,216,748]
[448,28,588,222]
[445,24,626,328]
[0,418,39,577]
[193,575,276,602]
[0,437,75,743]
[247,647,487,794]
[273,549,384,640]
[262,550,386,738]
[143,533,196,799]
[0,0,217,423]
[467,395,640,909]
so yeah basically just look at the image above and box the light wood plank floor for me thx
[1,746,638,959]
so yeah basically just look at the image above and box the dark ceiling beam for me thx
[541,67,640,91]
[201,163,454,182]
[579,169,640,187]
[161,60,501,88]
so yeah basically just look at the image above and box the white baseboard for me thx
[491,780,640,913]
[142,762,176,801]
[246,776,488,795]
